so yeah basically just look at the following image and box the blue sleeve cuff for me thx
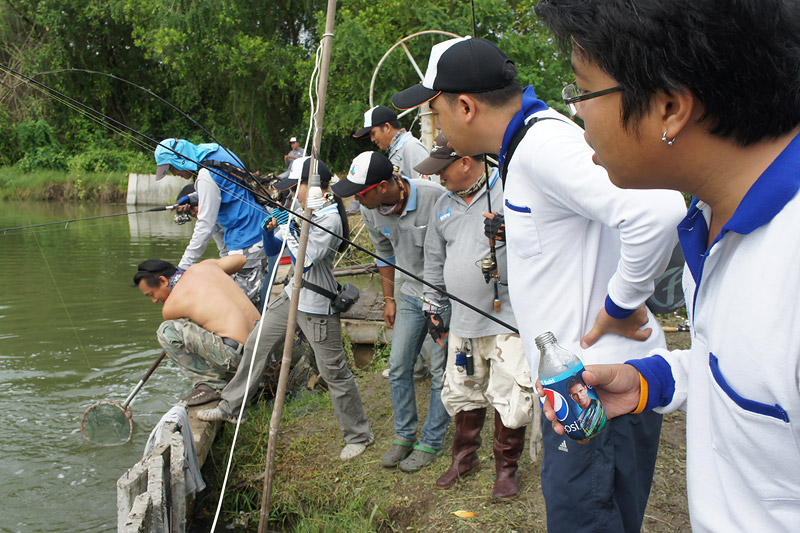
[625,354,675,411]
[260,228,282,256]
[605,294,636,319]
[376,255,396,268]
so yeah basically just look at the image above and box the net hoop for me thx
[81,401,134,446]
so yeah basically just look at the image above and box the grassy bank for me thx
[198,318,691,532]
[0,168,129,202]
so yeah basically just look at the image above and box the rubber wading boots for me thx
[435,407,487,488]
[493,410,526,499]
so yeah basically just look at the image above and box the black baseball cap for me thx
[331,152,394,198]
[273,156,332,191]
[392,37,516,110]
[353,106,398,138]
[413,133,461,175]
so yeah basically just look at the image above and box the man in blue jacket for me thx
[154,139,268,310]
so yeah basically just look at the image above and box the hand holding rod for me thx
[484,159,502,312]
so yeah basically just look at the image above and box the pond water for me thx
[0,200,212,532]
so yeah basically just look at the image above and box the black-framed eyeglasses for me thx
[562,83,622,117]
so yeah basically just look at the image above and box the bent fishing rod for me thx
[1,63,519,335]
[0,64,275,205]
[0,205,176,233]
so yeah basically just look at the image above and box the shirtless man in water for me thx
[134,255,260,406]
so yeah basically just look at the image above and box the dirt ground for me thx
[199,325,692,532]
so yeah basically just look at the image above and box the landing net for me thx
[81,401,133,446]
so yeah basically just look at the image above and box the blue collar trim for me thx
[401,176,418,212]
[722,132,800,236]
[677,198,708,286]
[679,131,800,288]
[498,86,549,171]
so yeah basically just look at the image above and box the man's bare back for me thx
[162,256,260,343]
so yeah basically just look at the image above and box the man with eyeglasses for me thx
[392,37,686,531]
[332,151,452,474]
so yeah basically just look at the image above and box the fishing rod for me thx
[0,205,176,233]
[469,0,501,313]
[482,160,502,312]
[1,63,519,335]
[0,65,275,205]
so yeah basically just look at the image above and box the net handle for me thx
[121,351,167,409]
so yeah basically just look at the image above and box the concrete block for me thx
[117,461,148,532]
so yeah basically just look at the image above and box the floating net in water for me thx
[81,401,133,446]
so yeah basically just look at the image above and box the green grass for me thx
[0,167,128,201]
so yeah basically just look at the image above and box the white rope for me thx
[208,195,302,531]
[333,220,365,268]
[210,41,326,531]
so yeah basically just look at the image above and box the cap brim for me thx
[273,177,299,191]
[413,156,454,176]
[352,126,371,139]
[155,164,171,181]
[330,179,364,198]
[392,84,441,110]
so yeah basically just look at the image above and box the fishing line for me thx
[22,212,92,368]
[0,206,173,233]
[208,201,304,531]
[470,0,478,36]
[0,63,518,334]
[0,64,274,204]
[4,68,255,186]
[209,44,326,528]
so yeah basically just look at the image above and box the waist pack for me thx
[301,279,360,314]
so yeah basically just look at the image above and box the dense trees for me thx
[0,0,570,172]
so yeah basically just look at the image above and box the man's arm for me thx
[540,349,685,436]
[529,122,686,346]
[422,205,448,308]
[178,171,222,270]
[378,264,397,328]
[363,213,398,328]
[205,254,247,275]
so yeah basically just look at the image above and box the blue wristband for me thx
[605,294,636,319]
[624,355,675,411]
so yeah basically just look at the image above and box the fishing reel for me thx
[174,213,192,225]
[480,255,497,284]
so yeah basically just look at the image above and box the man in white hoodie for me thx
[393,37,686,532]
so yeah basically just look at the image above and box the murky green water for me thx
[0,200,212,532]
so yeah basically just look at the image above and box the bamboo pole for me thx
[257,0,338,530]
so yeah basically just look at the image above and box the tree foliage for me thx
[0,0,570,173]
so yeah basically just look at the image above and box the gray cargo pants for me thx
[217,292,371,445]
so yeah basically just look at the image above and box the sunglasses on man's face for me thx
[355,182,380,200]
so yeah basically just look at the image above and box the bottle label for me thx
[539,362,607,440]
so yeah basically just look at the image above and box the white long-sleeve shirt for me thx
[631,132,800,530]
[502,108,686,372]
[178,170,222,270]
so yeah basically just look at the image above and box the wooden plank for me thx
[117,461,148,532]
[187,402,222,467]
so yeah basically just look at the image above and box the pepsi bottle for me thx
[535,331,607,440]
